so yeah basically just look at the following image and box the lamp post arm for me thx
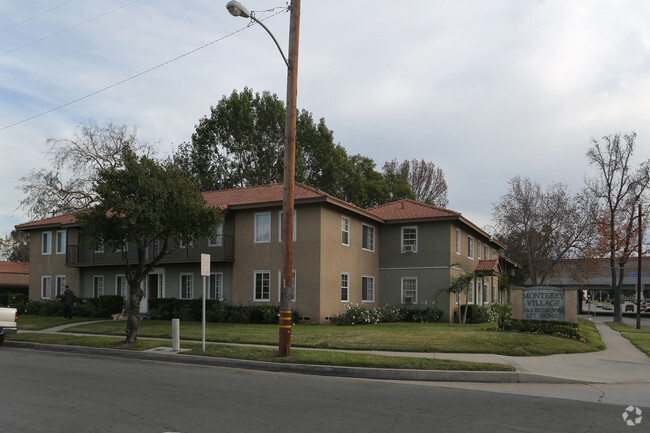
[249,15,289,68]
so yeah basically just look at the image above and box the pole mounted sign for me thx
[201,254,210,352]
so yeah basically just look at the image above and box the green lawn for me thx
[15,315,105,331]
[30,316,604,357]
[607,322,650,357]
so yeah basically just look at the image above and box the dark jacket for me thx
[62,288,75,306]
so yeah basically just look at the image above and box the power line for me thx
[0,0,75,34]
[0,9,287,133]
[1,1,140,57]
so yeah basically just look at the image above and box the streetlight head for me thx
[226,1,251,18]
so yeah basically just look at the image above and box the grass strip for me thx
[6,333,513,371]
[606,322,650,357]
[16,316,106,331]
[54,318,603,356]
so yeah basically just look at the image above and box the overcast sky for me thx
[1,0,649,240]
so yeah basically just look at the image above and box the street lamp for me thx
[226,0,301,357]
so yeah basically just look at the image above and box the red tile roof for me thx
[14,212,79,230]
[475,259,499,273]
[0,261,29,275]
[367,199,460,222]
[202,182,329,209]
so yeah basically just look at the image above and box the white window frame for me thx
[116,275,128,298]
[208,224,224,247]
[41,275,52,299]
[468,236,474,260]
[95,240,104,254]
[180,273,194,299]
[55,275,66,297]
[278,210,297,242]
[478,241,482,259]
[492,248,498,260]
[254,212,271,244]
[456,228,461,255]
[362,223,375,252]
[93,275,104,298]
[362,275,375,303]
[493,284,498,302]
[55,230,66,255]
[42,231,52,255]
[341,216,350,246]
[401,277,417,304]
[340,272,350,302]
[468,279,475,304]
[209,272,223,300]
[484,245,489,261]
[254,270,271,302]
[401,226,418,253]
[277,270,296,302]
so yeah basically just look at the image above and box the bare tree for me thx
[383,158,449,207]
[492,176,594,286]
[585,132,650,321]
[19,120,155,219]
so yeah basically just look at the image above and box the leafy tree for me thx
[381,160,416,202]
[584,132,650,321]
[77,147,220,343]
[0,230,30,262]
[492,176,594,286]
[19,121,155,219]
[448,269,475,324]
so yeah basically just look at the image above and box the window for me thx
[42,231,52,255]
[180,273,194,299]
[484,245,489,261]
[478,241,482,259]
[340,273,350,302]
[278,210,297,242]
[492,284,498,302]
[93,276,104,298]
[179,239,193,248]
[456,229,461,255]
[477,280,484,305]
[41,276,51,299]
[146,239,160,260]
[116,275,128,298]
[254,271,270,301]
[468,236,474,259]
[254,212,271,243]
[55,275,66,297]
[277,270,296,302]
[402,226,417,253]
[362,224,375,252]
[55,230,66,254]
[209,273,223,300]
[468,279,475,304]
[401,278,417,304]
[492,248,498,260]
[341,216,350,246]
[209,224,224,247]
[362,276,375,303]
[95,241,104,254]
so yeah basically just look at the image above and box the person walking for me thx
[62,285,75,320]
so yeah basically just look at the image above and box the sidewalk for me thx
[10,321,650,385]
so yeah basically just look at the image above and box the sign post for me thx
[201,254,210,352]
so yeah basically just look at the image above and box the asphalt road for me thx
[1,348,646,433]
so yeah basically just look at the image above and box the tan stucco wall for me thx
[28,228,80,300]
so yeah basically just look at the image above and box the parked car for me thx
[625,304,635,312]
[0,307,18,346]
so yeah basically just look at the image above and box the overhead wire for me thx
[1,0,140,57]
[0,0,75,35]
[0,9,288,132]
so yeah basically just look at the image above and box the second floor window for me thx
[341,216,350,246]
[56,230,66,254]
[362,224,375,252]
[42,231,52,255]
[254,212,271,243]
[402,226,417,253]
[278,210,297,242]
[209,224,223,247]
[468,236,474,259]
[456,229,461,255]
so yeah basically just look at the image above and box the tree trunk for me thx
[125,281,143,343]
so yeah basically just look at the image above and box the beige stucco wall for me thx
[28,227,80,300]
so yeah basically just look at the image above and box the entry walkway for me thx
[16,320,650,385]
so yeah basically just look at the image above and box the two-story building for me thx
[16,182,506,323]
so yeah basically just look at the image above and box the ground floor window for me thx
[468,279,475,304]
[254,271,270,301]
[492,284,497,302]
[401,277,417,304]
[341,273,349,302]
[116,275,128,298]
[362,276,375,302]
[209,273,223,300]
[55,275,66,297]
[41,275,51,299]
[277,270,296,302]
[180,273,194,299]
[93,275,104,298]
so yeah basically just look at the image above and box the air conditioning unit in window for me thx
[404,297,413,303]
[403,244,414,253]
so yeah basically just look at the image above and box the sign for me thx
[522,287,565,321]
[628,273,646,278]
[201,254,210,277]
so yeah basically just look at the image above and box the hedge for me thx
[9,295,125,318]
[502,319,583,340]
[329,304,443,325]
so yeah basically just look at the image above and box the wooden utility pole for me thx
[637,203,643,330]
[279,0,301,357]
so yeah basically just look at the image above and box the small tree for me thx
[449,270,475,324]
[0,230,30,262]
[78,147,220,343]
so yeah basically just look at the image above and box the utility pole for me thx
[279,0,301,357]
[637,203,643,330]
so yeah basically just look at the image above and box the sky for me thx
[1,0,649,241]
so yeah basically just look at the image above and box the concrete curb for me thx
[3,340,588,384]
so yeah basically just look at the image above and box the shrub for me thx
[330,304,442,325]
[488,302,512,329]
[460,305,490,324]
[502,319,583,340]
[98,295,125,317]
